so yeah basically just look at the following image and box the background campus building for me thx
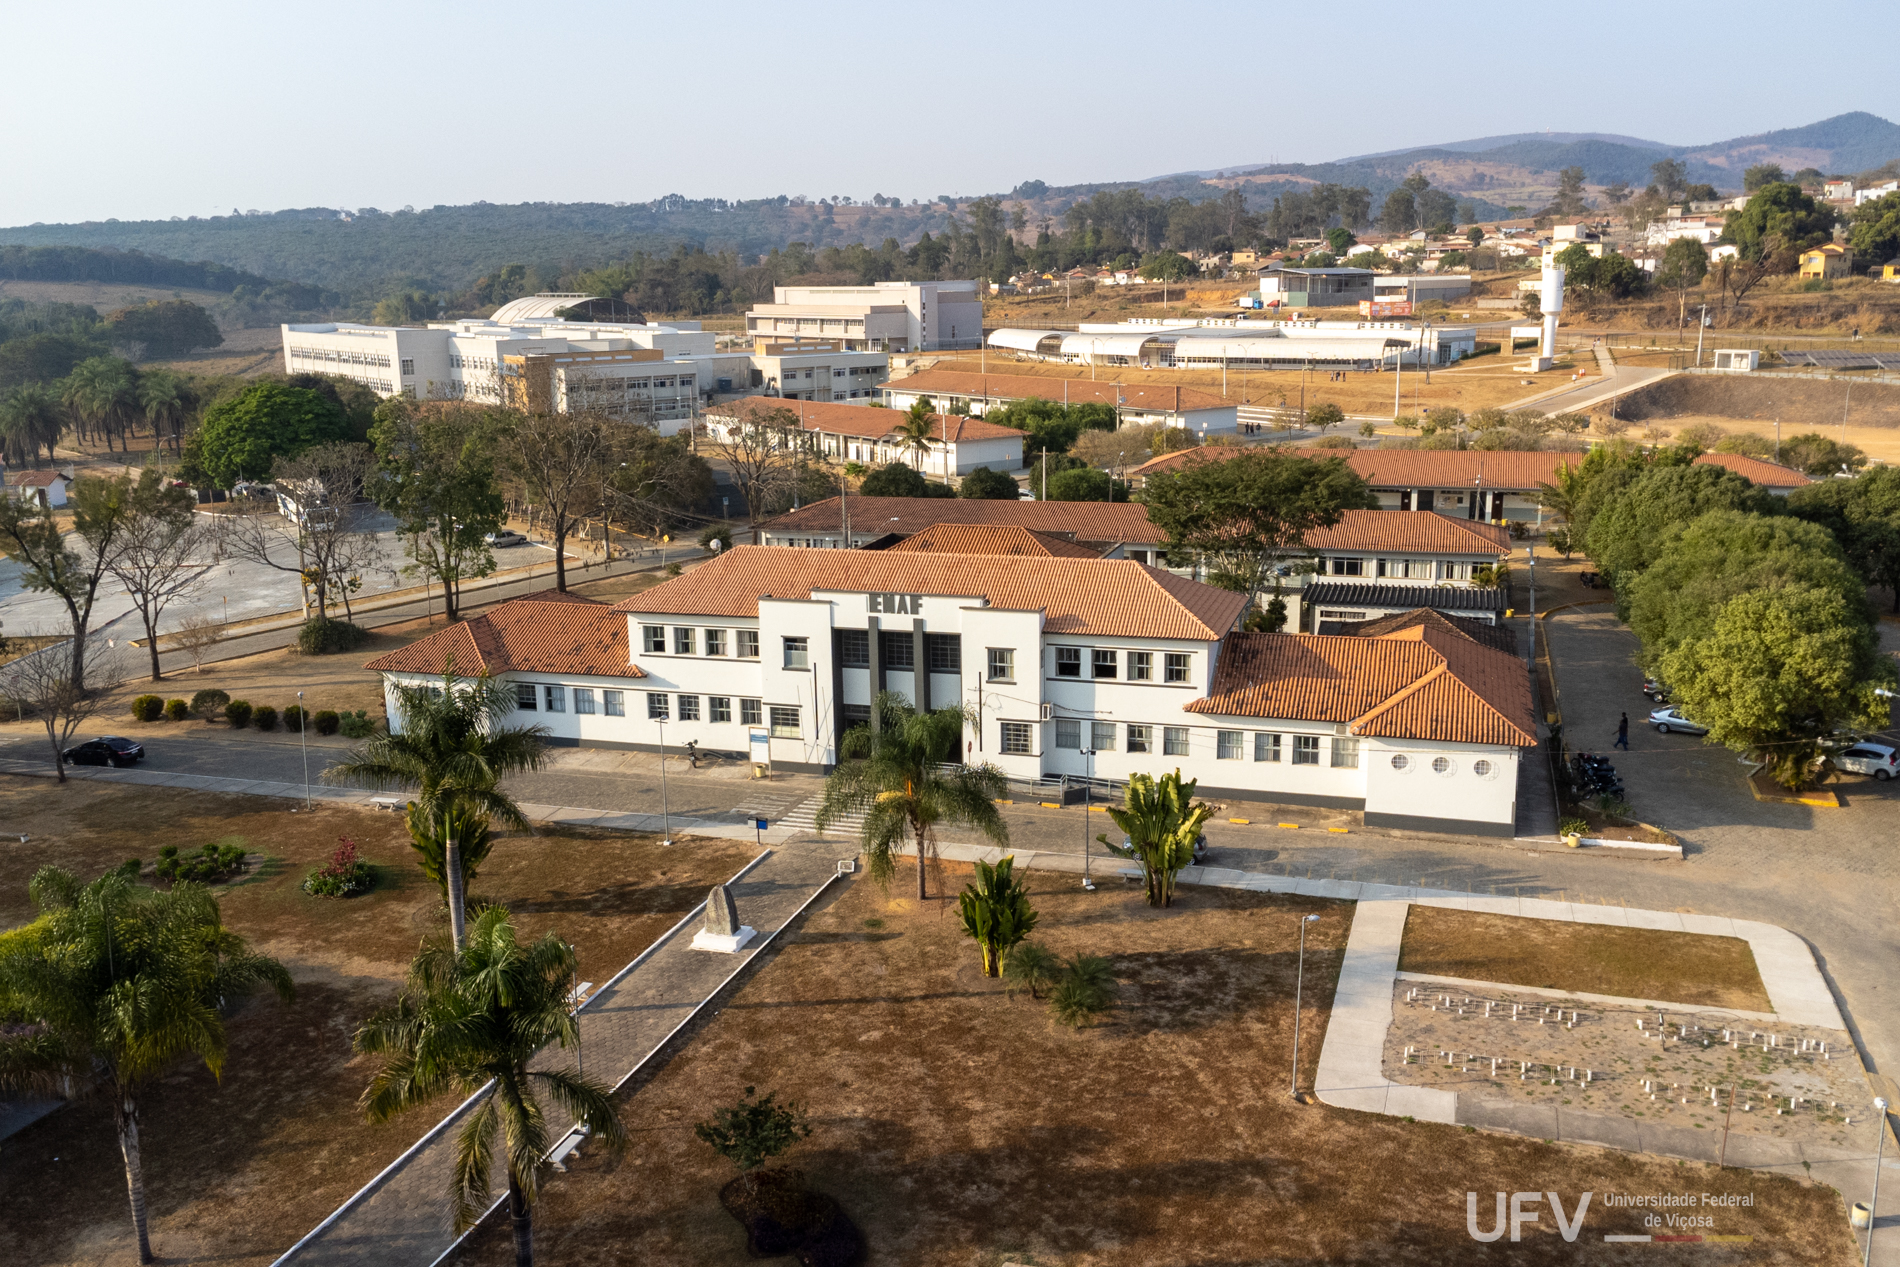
[745,281,985,352]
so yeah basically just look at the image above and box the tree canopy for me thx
[188,381,349,488]
[1585,459,1773,596]
[958,466,1021,500]
[1847,191,1900,268]
[858,462,953,498]
[101,300,223,359]
[1719,183,1835,262]
[1141,449,1377,594]
[1788,466,1900,609]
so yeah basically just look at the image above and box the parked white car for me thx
[1648,707,1708,736]
[1834,742,1898,780]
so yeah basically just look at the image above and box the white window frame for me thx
[1254,732,1281,762]
[543,685,566,713]
[1163,726,1189,757]
[769,705,800,738]
[737,630,760,659]
[1292,735,1320,765]
[1217,730,1245,759]
[573,687,596,715]
[673,627,696,655]
[647,692,670,720]
[987,647,1014,682]
[1164,652,1191,683]
[603,690,625,717]
[999,722,1034,755]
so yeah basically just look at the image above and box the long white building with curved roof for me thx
[987,318,1475,371]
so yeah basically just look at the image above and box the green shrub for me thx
[252,704,278,731]
[296,618,368,655]
[1002,942,1063,1000]
[694,1086,812,1175]
[164,698,190,721]
[1558,817,1590,838]
[224,699,253,728]
[302,836,375,898]
[281,704,305,733]
[337,710,375,738]
[190,688,230,721]
[314,709,341,736]
[1050,954,1119,1028]
[155,839,249,884]
[130,695,165,722]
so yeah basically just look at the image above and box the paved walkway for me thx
[273,839,852,1267]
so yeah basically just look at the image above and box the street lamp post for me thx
[657,716,673,847]
[297,690,310,811]
[1290,913,1321,1098]
[1867,1096,1890,1267]
[1079,746,1097,892]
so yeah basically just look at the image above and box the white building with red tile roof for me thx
[704,398,1024,477]
[365,555,1535,835]
[5,468,69,509]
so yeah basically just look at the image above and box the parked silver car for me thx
[1835,742,1898,781]
[484,530,528,547]
[1648,706,1708,736]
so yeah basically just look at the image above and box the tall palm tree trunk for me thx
[445,833,468,951]
[911,813,928,900]
[114,1091,155,1264]
[508,1173,534,1267]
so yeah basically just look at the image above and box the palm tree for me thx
[815,691,1008,899]
[0,864,293,1264]
[0,382,64,467]
[1098,769,1212,907]
[896,398,940,481]
[137,368,194,456]
[327,668,549,948]
[355,907,627,1267]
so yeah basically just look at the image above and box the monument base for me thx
[692,925,757,954]
[1520,356,1554,372]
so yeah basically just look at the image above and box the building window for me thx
[1000,722,1034,755]
[515,682,537,710]
[710,696,732,723]
[1092,649,1117,679]
[673,627,696,655]
[647,693,669,720]
[642,625,665,654]
[1331,557,1365,577]
[573,688,596,715]
[769,705,800,738]
[1127,724,1152,754]
[876,631,912,669]
[783,636,809,669]
[1128,651,1153,682]
[1332,737,1360,768]
[401,359,415,376]
[1090,721,1117,752]
[1164,727,1189,756]
[984,648,1015,681]
[705,629,727,657]
[1432,755,1456,776]
[1055,718,1081,749]
[1056,647,1082,678]
[1390,753,1410,772]
[604,690,624,716]
[737,630,759,659]
[1164,653,1190,683]
[543,685,566,713]
[678,695,701,721]
[1255,732,1281,762]
[741,698,763,726]
[1217,730,1245,759]
[1293,735,1320,765]
[840,630,869,667]
[926,633,961,671]
[1473,759,1495,779]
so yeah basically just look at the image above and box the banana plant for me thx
[1098,769,1213,907]
[956,855,1037,977]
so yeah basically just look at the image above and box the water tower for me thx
[1528,265,1564,372]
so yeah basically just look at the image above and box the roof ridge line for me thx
[1348,658,1448,732]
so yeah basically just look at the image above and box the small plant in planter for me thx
[164,698,190,721]
[303,836,376,898]
[1559,817,1589,847]
[130,694,165,722]
[155,839,250,884]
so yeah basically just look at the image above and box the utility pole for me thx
[1695,304,1707,367]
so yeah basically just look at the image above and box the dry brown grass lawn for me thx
[1399,906,1771,1012]
[0,778,753,1267]
[443,868,1847,1267]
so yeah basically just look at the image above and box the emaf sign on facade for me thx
[866,592,926,614]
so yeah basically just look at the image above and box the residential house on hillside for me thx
[1798,244,1855,280]
[369,556,1535,835]
[5,469,69,509]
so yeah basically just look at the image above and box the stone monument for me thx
[691,883,756,953]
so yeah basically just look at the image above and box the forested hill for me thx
[0,198,982,294]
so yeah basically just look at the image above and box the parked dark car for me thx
[63,736,145,767]
[1580,571,1601,589]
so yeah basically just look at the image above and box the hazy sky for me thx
[5,0,1894,227]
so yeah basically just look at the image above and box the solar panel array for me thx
[1778,349,1900,370]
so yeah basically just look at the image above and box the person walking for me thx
[1614,713,1630,750]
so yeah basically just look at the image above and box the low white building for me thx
[745,281,984,352]
[5,469,69,509]
[703,398,1024,478]
[1373,274,1474,305]
[369,552,1537,836]
[986,319,1475,373]
[755,496,1167,559]
[1288,510,1512,631]
[886,369,1239,434]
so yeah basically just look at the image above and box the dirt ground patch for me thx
[445,868,1848,1267]
[1613,372,1900,433]
[0,778,753,1267]
[1399,906,1771,1012]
